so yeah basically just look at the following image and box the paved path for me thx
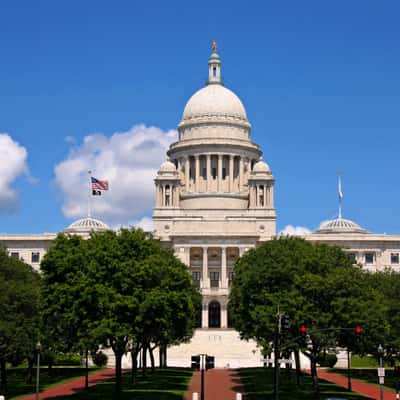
[17,368,115,400]
[185,369,244,400]
[318,369,397,400]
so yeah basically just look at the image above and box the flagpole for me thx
[338,172,342,219]
[88,170,92,218]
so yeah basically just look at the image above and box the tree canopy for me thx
[0,246,40,392]
[229,236,386,388]
[40,227,200,395]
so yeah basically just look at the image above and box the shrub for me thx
[54,353,81,366]
[317,352,338,368]
[92,351,108,367]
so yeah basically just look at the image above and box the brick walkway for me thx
[185,369,244,400]
[318,369,397,400]
[17,368,115,400]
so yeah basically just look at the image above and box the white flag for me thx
[338,174,343,200]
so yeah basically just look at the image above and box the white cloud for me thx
[0,133,30,213]
[279,225,312,237]
[55,124,177,226]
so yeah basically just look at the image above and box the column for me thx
[239,157,243,192]
[221,304,228,329]
[221,247,227,288]
[185,157,190,192]
[270,185,274,207]
[217,154,222,192]
[206,154,211,192]
[195,155,200,192]
[264,185,267,207]
[202,302,208,328]
[202,247,209,288]
[229,155,234,193]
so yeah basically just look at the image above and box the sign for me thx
[378,367,385,377]
[379,376,385,384]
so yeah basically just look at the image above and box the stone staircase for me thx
[105,328,315,369]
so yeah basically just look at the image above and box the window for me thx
[10,252,19,259]
[228,271,235,287]
[202,168,207,179]
[222,168,226,180]
[209,271,220,288]
[31,252,40,263]
[212,167,217,179]
[347,253,357,263]
[365,252,375,264]
[391,253,399,264]
[192,271,201,288]
[213,66,216,77]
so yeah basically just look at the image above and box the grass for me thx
[239,367,371,400]
[1,367,99,399]
[330,368,400,392]
[350,355,379,368]
[50,368,193,400]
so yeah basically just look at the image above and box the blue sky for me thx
[1,0,400,234]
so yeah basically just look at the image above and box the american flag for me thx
[91,177,109,191]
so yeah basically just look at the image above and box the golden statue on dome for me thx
[212,40,217,52]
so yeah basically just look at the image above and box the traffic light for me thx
[191,355,200,369]
[354,326,363,335]
[205,355,215,370]
[300,325,308,334]
[281,314,290,334]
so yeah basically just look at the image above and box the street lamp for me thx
[378,344,384,400]
[35,341,42,400]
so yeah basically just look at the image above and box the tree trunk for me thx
[0,358,7,391]
[149,346,155,372]
[347,348,352,391]
[310,356,319,395]
[26,357,34,384]
[142,345,147,374]
[85,349,89,389]
[115,352,123,398]
[294,350,301,386]
[163,345,167,368]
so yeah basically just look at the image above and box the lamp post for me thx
[378,344,384,400]
[35,341,42,400]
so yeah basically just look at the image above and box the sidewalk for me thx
[318,369,396,400]
[185,369,244,400]
[17,369,115,400]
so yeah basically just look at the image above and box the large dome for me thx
[181,84,248,124]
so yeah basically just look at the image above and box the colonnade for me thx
[156,184,179,207]
[176,154,252,193]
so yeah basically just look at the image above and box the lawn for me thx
[239,367,371,400]
[1,367,99,399]
[51,368,193,400]
[330,368,400,392]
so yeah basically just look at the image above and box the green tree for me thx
[229,236,383,392]
[0,246,40,394]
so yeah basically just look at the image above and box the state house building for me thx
[1,46,399,367]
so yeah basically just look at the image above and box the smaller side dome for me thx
[64,217,110,234]
[253,158,270,174]
[159,159,177,173]
[315,217,368,234]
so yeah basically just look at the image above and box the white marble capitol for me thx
[1,45,400,368]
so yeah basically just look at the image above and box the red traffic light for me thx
[354,326,363,335]
[300,325,308,333]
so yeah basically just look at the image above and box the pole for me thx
[87,169,92,217]
[200,354,205,400]
[347,348,352,391]
[274,313,281,400]
[35,347,40,400]
[379,352,384,400]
